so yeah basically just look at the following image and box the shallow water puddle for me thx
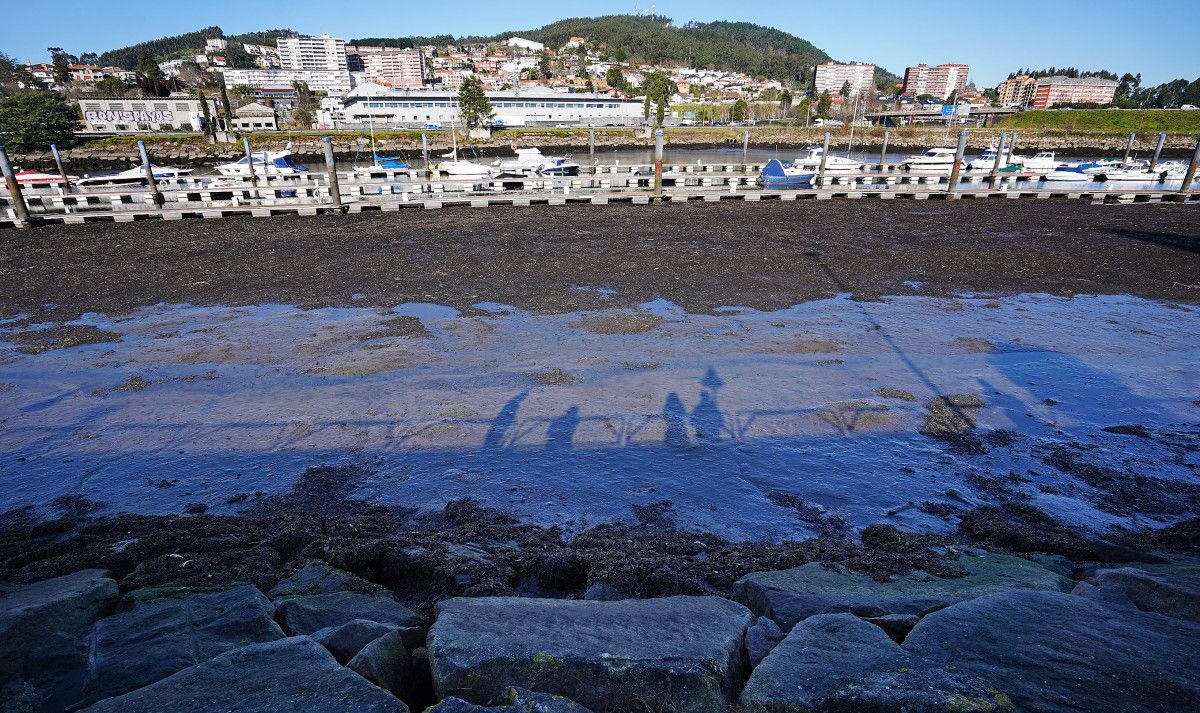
[1,294,1196,540]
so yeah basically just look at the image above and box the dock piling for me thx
[421,133,429,169]
[742,129,749,166]
[50,144,72,193]
[990,132,1008,186]
[947,130,968,196]
[243,137,258,190]
[589,127,595,156]
[1123,132,1136,164]
[136,141,163,207]
[322,137,343,212]
[879,130,889,170]
[1150,132,1167,171]
[0,145,31,226]
[817,131,830,187]
[654,129,664,199]
[1179,136,1200,196]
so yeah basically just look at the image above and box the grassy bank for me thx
[994,109,1200,135]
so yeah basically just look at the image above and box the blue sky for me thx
[3,0,1197,87]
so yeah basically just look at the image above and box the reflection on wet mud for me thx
[1,293,1197,541]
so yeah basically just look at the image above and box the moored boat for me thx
[790,146,863,174]
[493,147,580,177]
[77,164,194,186]
[757,158,815,187]
[214,150,307,177]
[901,147,960,171]
[13,169,78,185]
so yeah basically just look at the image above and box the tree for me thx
[612,48,628,63]
[0,91,78,151]
[457,75,492,128]
[780,88,793,112]
[817,90,831,118]
[731,99,749,122]
[218,74,233,119]
[94,75,127,97]
[290,81,316,128]
[655,96,666,126]
[538,51,552,79]
[605,65,628,92]
[575,43,588,78]
[136,49,163,82]
[48,47,72,85]
[0,52,36,96]
[224,43,256,69]
[197,90,214,135]
[839,80,850,98]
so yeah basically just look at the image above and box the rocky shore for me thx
[1,500,1198,712]
[10,127,1197,171]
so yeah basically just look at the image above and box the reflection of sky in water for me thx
[1,294,1196,541]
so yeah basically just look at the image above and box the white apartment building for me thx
[218,67,352,95]
[346,46,425,87]
[902,63,970,100]
[277,34,348,72]
[814,62,875,95]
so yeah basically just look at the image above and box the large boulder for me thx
[348,629,412,699]
[736,552,1069,631]
[1072,564,1200,623]
[904,590,1200,712]
[312,618,405,664]
[268,562,369,598]
[275,591,427,636]
[0,570,118,710]
[741,612,1011,712]
[81,637,408,712]
[428,595,751,712]
[84,584,286,701]
[427,687,595,712]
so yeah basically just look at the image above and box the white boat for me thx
[77,164,194,186]
[1015,151,1060,172]
[1099,166,1166,182]
[1043,164,1100,182]
[791,146,863,174]
[14,169,78,185]
[1080,158,1123,175]
[493,147,580,177]
[214,150,308,177]
[901,147,961,171]
[966,146,1012,171]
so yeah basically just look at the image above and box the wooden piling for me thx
[990,132,1008,186]
[50,144,72,192]
[1179,136,1200,196]
[322,137,343,212]
[817,131,830,187]
[243,137,258,189]
[137,140,163,207]
[1123,132,1136,164]
[1150,132,1167,171]
[654,129,664,199]
[0,145,31,225]
[947,130,968,195]
[879,130,889,170]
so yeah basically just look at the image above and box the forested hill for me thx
[96,27,295,69]
[472,15,836,85]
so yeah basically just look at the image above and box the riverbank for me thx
[11,125,1199,171]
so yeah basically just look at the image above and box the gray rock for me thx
[429,595,751,712]
[312,618,402,664]
[85,584,286,701]
[736,552,1069,631]
[0,570,118,710]
[81,637,408,712]
[1072,564,1200,623]
[348,629,412,699]
[268,562,365,598]
[582,582,625,601]
[742,612,1011,712]
[905,590,1200,712]
[426,687,595,713]
[275,590,427,635]
[862,613,920,643]
[744,617,783,668]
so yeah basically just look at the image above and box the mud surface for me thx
[3,201,1199,324]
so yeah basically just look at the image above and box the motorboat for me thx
[966,146,1012,171]
[1015,151,1060,172]
[77,164,194,186]
[215,150,308,177]
[901,147,960,171]
[432,151,493,178]
[1043,163,1102,182]
[1098,166,1166,182]
[13,168,78,185]
[493,147,580,177]
[791,145,863,174]
[757,158,816,187]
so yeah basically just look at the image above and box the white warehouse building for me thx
[324,84,646,128]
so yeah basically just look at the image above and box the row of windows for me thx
[359,101,625,110]
[83,103,193,111]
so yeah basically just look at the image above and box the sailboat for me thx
[354,113,411,172]
[431,120,493,178]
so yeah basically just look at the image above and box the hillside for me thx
[97,27,295,70]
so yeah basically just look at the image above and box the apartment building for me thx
[902,63,970,100]
[1029,76,1118,109]
[277,34,348,72]
[217,67,352,95]
[345,46,426,88]
[814,62,875,95]
[996,75,1038,107]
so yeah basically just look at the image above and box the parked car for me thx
[424,122,443,129]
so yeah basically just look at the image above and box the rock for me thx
[268,562,368,598]
[904,590,1200,712]
[426,687,595,713]
[85,584,286,701]
[736,552,1069,631]
[429,595,751,712]
[744,617,783,668]
[1072,564,1200,623]
[275,591,427,635]
[582,582,625,601]
[741,612,1010,712]
[861,613,920,642]
[0,570,118,710]
[81,637,408,712]
[348,629,412,699]
[312,618,404,664]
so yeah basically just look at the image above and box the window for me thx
[175,103,189,111]
[131,103,146,111]
[154,103,168,111]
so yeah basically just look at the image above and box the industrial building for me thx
[77,94,221,133]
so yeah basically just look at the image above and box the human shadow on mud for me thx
[1112,229,1200,254]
